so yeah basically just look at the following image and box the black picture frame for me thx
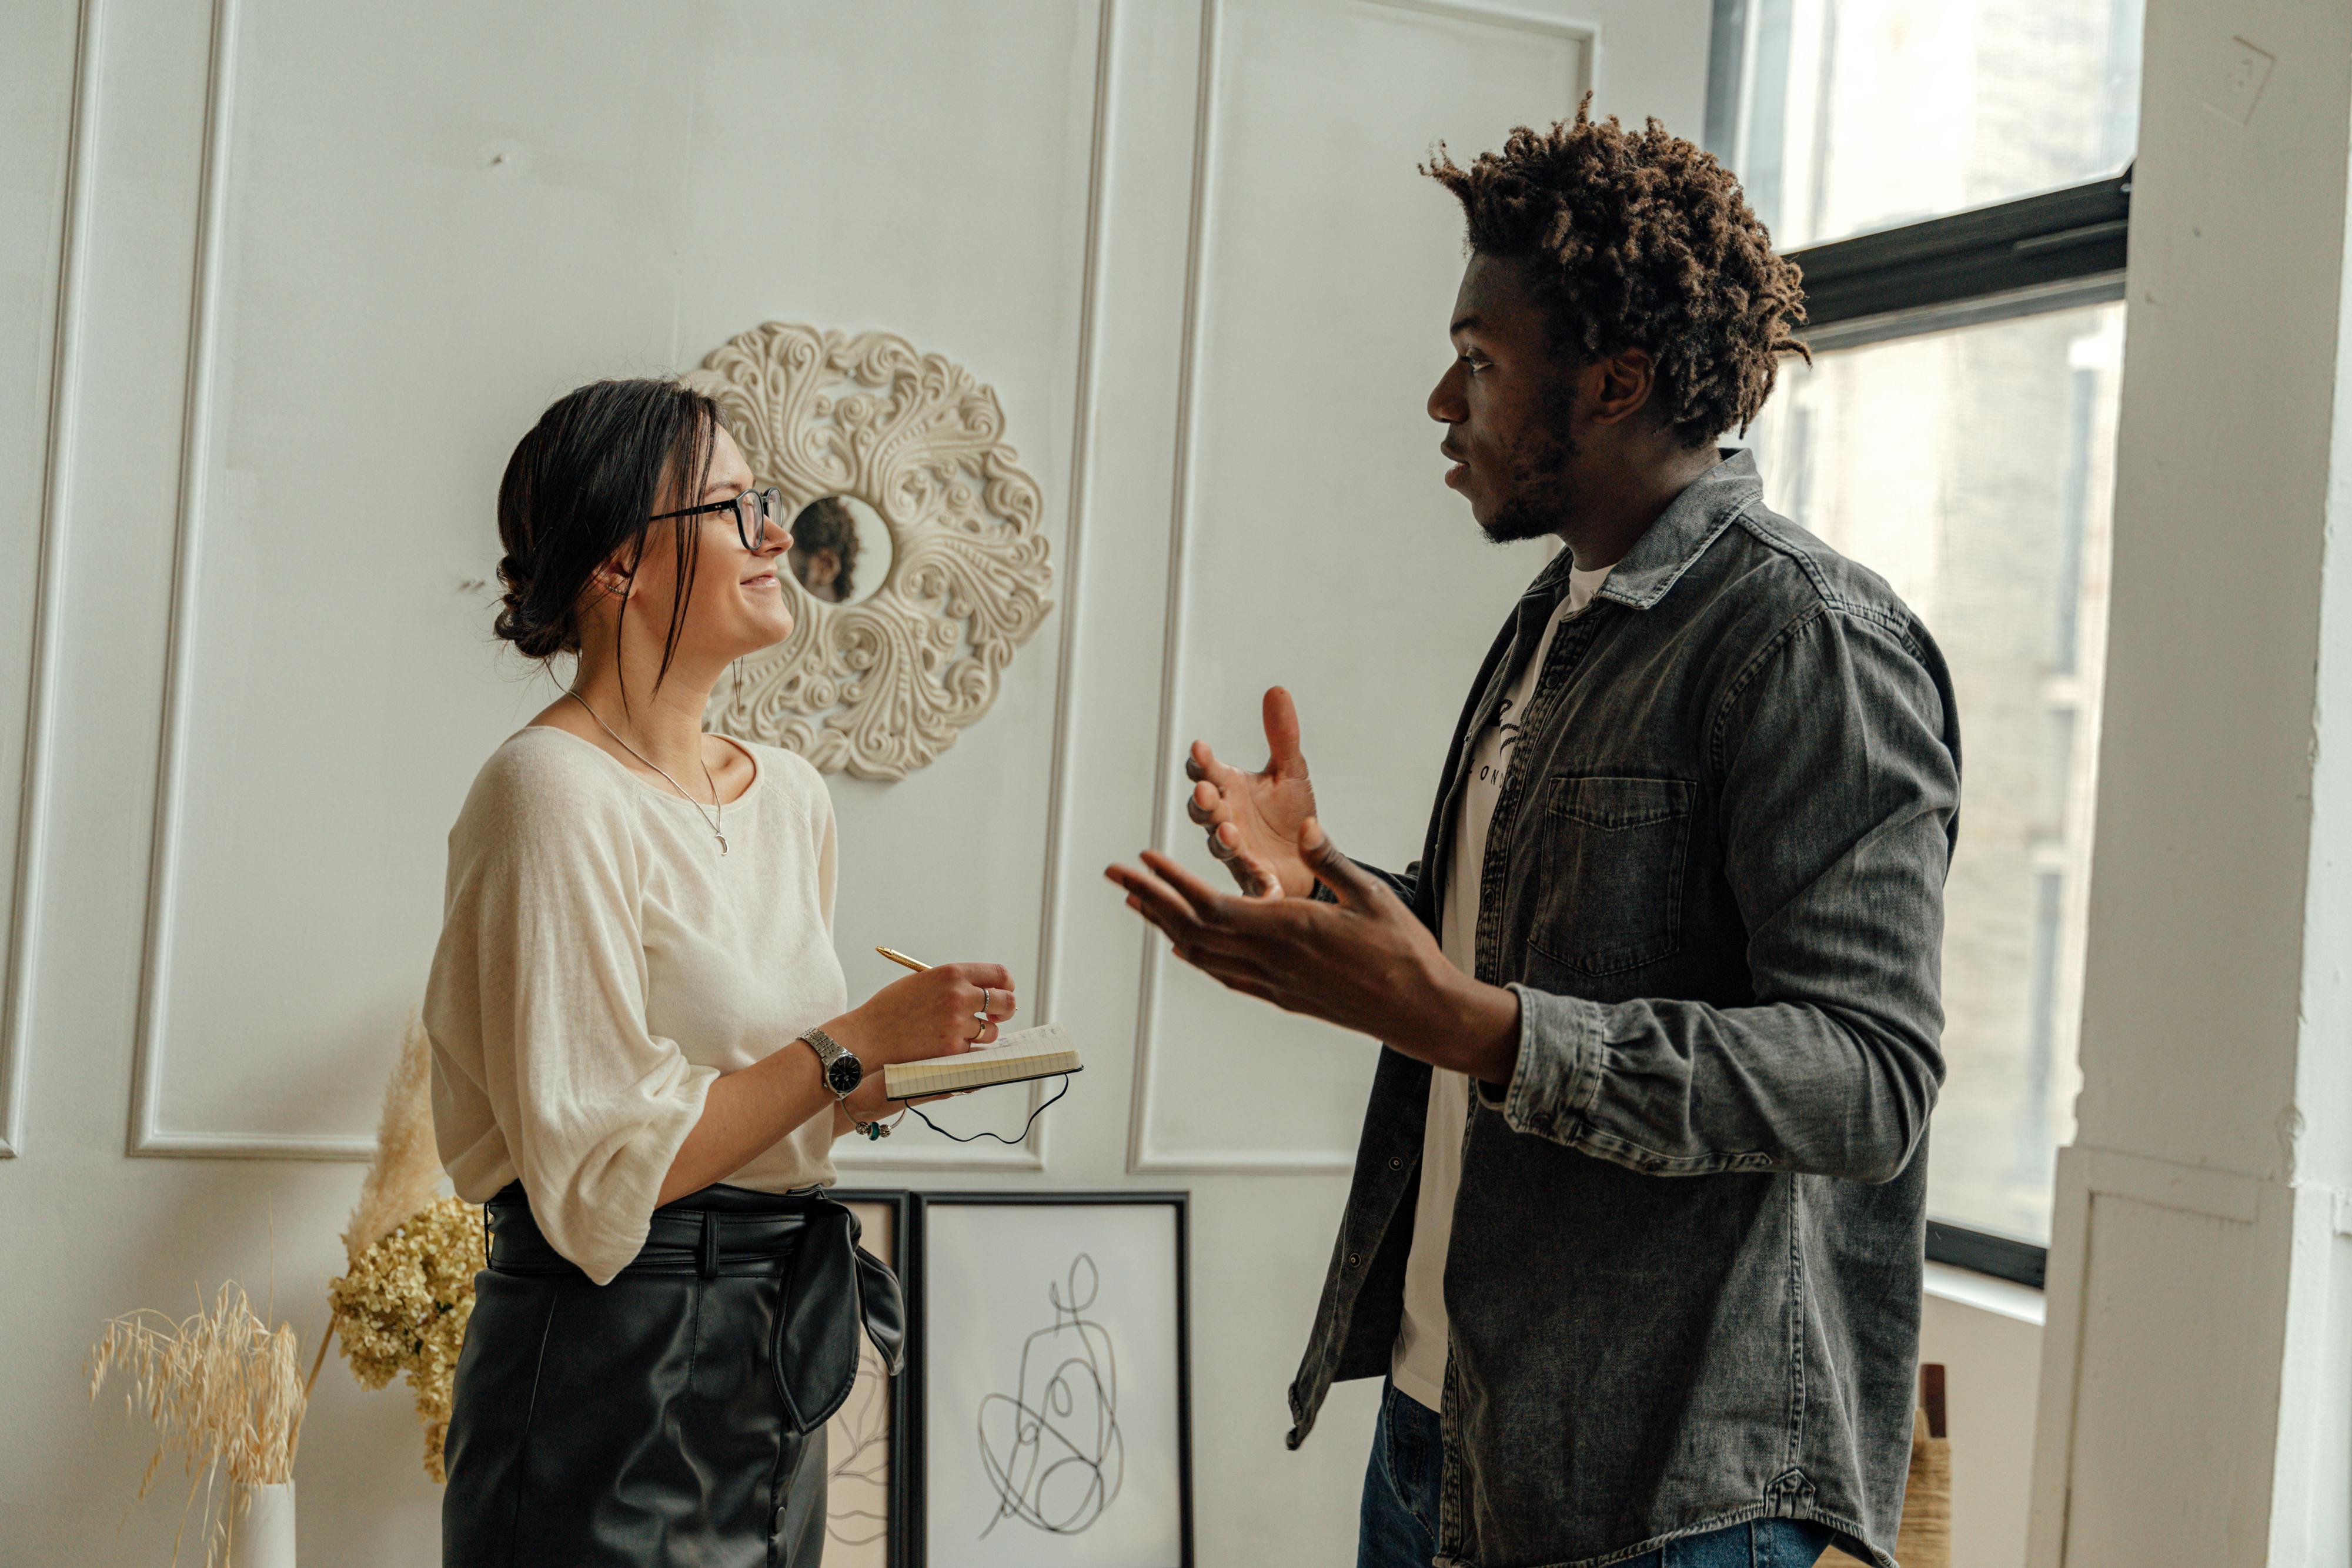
[829,1188,917,1568]
[907,1191,1194,1568]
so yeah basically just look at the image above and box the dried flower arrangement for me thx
[317,1012,485,1482]
[326,1196,483,1480]
[86,1282,307,1568]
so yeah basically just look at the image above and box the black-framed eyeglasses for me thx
[650,486,784,552]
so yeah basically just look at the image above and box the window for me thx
[1710,0,2143,252]
[1710,0,2145,1285]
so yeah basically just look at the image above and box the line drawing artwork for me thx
[974,1252,1124,1539]
[826,1333,890,1551]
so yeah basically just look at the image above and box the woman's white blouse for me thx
[425,726,846,1283]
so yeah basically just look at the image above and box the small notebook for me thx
[883,1024,1082,1101]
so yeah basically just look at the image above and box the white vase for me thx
[235,1480,296,1568]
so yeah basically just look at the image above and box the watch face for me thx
[825,1051,863,1096]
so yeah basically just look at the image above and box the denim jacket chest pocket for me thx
[1524,774,1698,978]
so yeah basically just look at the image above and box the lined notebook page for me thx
[882,1024,1081,1099]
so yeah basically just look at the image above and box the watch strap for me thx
[799,1027,858,1098]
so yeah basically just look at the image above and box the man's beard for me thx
[1478,380,1581,545]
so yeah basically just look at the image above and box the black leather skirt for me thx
[443,1182,905,1568]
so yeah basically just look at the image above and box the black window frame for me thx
[1709,0,2134,1292]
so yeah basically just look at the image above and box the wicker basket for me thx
[1818,1366,1950,1568]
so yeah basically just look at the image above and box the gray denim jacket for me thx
[1285,452,1961,1568]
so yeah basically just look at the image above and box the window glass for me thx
[1733,0,2144,250]
[1739,299,2124,1241]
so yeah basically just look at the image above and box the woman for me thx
[426,378,1008,1566]
[786,495,860,603]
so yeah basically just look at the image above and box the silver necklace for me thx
[565,690,727,855]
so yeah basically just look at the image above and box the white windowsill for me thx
[1925,1260,2047,1326]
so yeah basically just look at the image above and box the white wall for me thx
[1922,1272,2046,1568]
[0,2,1713,1563]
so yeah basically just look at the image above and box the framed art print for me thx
[828,1190,914,1568]
[911,1193,1193,1568]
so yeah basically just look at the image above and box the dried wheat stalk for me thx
[87,1282,308,1568]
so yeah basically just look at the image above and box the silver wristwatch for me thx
[799,1026,864,1100]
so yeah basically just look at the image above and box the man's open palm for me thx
[1187,686,1320,899]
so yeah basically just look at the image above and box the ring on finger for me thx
[977,986,993,1020]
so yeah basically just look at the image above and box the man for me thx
[1107,107,1958,1568]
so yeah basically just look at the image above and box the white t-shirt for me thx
[424,726,848,1284]
[1391,562,1611,1411]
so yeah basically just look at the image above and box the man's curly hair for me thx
[1425,101,1808,447]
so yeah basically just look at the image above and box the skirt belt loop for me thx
[697,1211,720,1279]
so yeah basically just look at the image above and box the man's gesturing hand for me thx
[1105,820,1522,1084]
[1187,687,1320,899]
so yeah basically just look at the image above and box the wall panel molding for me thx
[119,0,335,1158]
[124,0,1120,1165]
[839,0,1118,1175]
[2,0,106,1159]
[1125,0,1593,1175]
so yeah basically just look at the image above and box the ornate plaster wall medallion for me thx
[686,322,1054,780]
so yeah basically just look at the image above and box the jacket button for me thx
[1387,1156,1403,1170]
[1347,1251,1363,1269]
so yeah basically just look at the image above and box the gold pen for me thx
[877,947,1000,1086]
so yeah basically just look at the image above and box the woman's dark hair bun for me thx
[492,550,572,659]
[491,378,724,681]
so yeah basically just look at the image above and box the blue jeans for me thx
[1358,1382,1837,1568]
